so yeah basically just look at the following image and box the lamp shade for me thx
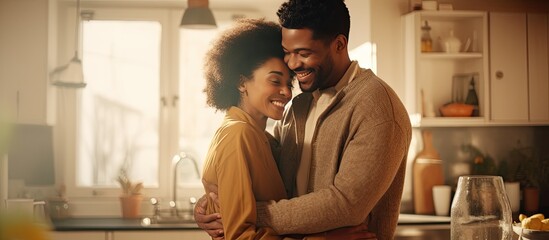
[180,7,217,29]
[51,55,86,88]
[51,0,86,89]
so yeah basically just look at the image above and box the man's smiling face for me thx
[281,28,338,92]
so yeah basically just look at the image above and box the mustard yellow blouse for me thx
[202,107,287,240]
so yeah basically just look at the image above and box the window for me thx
[59,5,262,200]
[177,28,224,184]
[60,8,176,198]
[79,20,161,188]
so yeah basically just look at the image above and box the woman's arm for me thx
[211,124,282,240]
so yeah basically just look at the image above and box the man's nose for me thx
[285,53,301,70]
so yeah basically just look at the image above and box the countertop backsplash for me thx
[401,126,549,215]
[7,125,549,218]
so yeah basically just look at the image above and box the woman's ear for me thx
[238,75,248,94]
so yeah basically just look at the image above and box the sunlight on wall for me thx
[350,41,377,74]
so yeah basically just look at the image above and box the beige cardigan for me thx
[258,68,412,240]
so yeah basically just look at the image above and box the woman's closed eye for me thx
[270,79,282,85]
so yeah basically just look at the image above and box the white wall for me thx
[370,0,409,98]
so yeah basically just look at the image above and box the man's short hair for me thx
[277,0,350,41]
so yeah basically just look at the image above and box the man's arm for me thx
[194,193,224,239]
[195,186,378,240]
[257,117,410,236]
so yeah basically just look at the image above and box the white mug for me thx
[5,199,47,220]
[432,185,452,216]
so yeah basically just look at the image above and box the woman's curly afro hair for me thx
[277,0,350,41]
[203,18,285,111]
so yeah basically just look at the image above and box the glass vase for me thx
[450,175,513,240]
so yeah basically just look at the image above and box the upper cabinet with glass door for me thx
[403,11,489,127]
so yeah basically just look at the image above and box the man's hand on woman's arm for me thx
[194,193,224,239]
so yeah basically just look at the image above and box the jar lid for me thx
[421,21,431,30]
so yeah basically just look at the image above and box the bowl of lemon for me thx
[513,213,549,240]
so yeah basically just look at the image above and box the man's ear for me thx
[335,34,348,52]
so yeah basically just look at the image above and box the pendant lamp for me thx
[180,0,217,29]
[51,0,86,88]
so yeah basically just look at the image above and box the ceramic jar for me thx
[441,29,462,53]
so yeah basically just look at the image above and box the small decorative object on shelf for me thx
[471,30,479,52]
[410,0,422,11]
[438,3,453,11]
[421,21,433,52]
[439,103,474,117]
[464,76,479,116]
[441,29,462,53]
[422,0,438,11]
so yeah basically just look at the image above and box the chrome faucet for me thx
[172,152,200,217]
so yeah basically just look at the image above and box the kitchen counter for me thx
[397,213,451,225]
[52,214,449,232]
[395,214,450,239]
[51,215,450,240]
[51,217,200,231]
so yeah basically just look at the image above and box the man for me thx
[196,0,411,239]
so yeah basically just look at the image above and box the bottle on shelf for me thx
[465,76,479,116]
[420,21,433,52]
[413,130,444,215]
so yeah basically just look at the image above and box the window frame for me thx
[57,5,180,199]
[55,3,264,203]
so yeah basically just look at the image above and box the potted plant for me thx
[517,148,542,214]
[497,148,523,214]
[462,144,497,176]
[117,169,144,219]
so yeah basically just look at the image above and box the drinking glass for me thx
[450,175,513,240]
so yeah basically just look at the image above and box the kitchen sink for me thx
[140,211,197,227]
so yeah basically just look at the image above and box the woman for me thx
[201,19,293,239]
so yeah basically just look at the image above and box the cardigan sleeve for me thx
[215,123,282,240]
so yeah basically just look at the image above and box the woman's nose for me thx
[280,86,292,98]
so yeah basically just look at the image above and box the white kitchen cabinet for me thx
[0,0,52,125]
[114,230,210,240]
[527,14,549,122]
[49,230,210,240]
[489,12,549,124]
[489,12,529,122]
[49,231,106,240]
[403,11,489,127]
